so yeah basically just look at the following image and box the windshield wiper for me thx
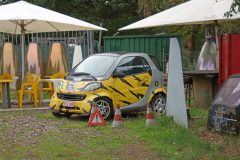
[70,72,89,76]
[69,72,97,81]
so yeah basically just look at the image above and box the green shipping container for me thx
[104,34,182,72]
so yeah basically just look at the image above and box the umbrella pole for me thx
[214,21,219,50]
[21,33,25,81]
[214,21,219,71]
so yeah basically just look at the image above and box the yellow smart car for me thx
[50,53,166,119]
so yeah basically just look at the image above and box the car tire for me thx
[52,112,72,118]
[151,94,166,115]
[52,112,62,118]
[94,97,114,120]
[63,113,72,118]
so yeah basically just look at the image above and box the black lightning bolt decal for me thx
[120,78,133,88]
[141,82,149,87]
[137,93,144,99]
[109,86,126,97]
[82,108,87,113]
[132,75,141,82]
[52,104,56,108]
[100,85,109,90]
[119,100,131,105]
[129,89,139,99]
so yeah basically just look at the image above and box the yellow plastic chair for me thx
[0,74,13,80]
[18,73,41,108]
[42,72,65,96]
[0,74,13,98]
[0,84,1,97]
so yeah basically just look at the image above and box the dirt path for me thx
[116,142,164,160]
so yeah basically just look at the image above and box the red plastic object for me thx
[88,108,106,126]
[218,34,240,86]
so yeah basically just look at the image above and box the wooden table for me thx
[0,79,14,108]
[183,70,218,109]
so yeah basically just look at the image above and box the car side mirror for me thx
[112,70,125,78]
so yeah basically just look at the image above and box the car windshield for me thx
[214,78,240,106]
[72,55,118,77]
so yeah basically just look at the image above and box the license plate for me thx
[63,101,75,107]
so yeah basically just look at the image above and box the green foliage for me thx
[0,0,18,5]
[138,0,188,17]
[225,0,240,17]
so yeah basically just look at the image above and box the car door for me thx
[112,56,152,107]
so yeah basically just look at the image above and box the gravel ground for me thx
[0,110,160,160]
[0,110,61,149]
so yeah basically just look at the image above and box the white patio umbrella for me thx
[0,1,107,80]
[119,0,238,31]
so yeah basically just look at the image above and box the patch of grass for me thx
[3,112,133,159]
[0,108,239,159]
[35,112,56,120]
[125,109,238,160]
[29,131,82,159]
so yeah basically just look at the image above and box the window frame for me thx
[115,56,151,76]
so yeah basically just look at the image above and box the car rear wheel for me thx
[94,97,114,120]
[151,94,166,114]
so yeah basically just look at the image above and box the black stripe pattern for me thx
[137,93,144,99]
[132,75,141,82]
[109,86,126,97]
[100,85,109,90]
[141,82,149,87]
[129,89,139,99]
[120,78,133,88]
[119,100,131,105]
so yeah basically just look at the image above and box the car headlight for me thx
[58,80,64,89]
[82,82,101,91]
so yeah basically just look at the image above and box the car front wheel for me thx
[94,97,114,120]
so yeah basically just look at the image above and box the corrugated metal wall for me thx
[104,34,182,72]
[218,34,240,86]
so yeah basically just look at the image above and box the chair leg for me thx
[37,87,42,106]
[33,91,38,108]
[18,90,23,109]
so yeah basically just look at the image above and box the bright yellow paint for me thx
[50,72,166,114]
[148,87,167,103]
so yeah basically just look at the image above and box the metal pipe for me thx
[214,21,219,50]
[21,33,25,81]
[87,31,89,57]
[98,23,102,52]
[11,34,13,43]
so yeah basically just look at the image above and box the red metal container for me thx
[218,34,240,86]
